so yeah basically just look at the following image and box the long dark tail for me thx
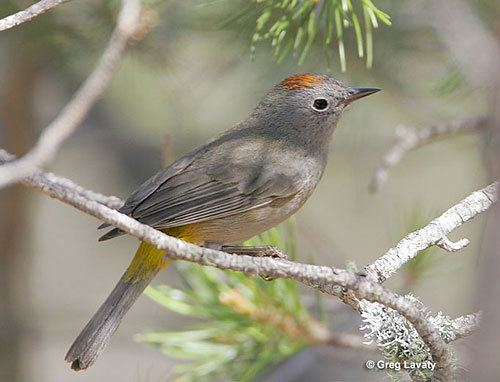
[65,242,168,371]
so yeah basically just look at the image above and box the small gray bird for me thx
[65,73,379,370]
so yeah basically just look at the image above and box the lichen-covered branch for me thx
[0,150,456,380]
[361,296,479,381]
[448,312,481,341]
[369,116,488,192]
[0,0,71,32]
[363,181,498,284]
[0,0,141,189]
[0,148,491,380]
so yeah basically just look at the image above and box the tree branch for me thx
[363,181,497,284]
[364,155,491,373]
[0,150,123,209]
[369,116,488,192]
[449,312,481,341]
[2,151,492,380]
[0,0,71,32]
[0,0,141,190]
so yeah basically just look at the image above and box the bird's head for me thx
[251,74,380,147]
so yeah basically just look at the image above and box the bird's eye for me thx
[312,98,329,111]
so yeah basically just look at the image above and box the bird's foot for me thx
[221,245,288,281]
[221,245,288,260]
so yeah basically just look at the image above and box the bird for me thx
[65,73,379,370]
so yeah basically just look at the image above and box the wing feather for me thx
[98,139,302,241]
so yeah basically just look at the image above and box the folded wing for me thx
[99,156,299,241]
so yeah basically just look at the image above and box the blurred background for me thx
[0,0,498,381]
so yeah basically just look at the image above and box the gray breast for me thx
[197,155,324,245]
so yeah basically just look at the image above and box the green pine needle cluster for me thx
[138,220,328,382]
[232,0,391,71]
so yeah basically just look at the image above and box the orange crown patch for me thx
[280,74,322,90]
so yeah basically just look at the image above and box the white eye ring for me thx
[312,98,329,112]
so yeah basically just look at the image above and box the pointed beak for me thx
[344,87,381,104]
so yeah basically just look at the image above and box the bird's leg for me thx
[221,245,288,260]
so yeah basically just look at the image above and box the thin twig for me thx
[0,150,123,209]
[364,181,498,284]
[370,116,488,192]
[0,0,141,189]
[0,0,70,32]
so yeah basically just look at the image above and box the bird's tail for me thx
[65,241,169,371]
